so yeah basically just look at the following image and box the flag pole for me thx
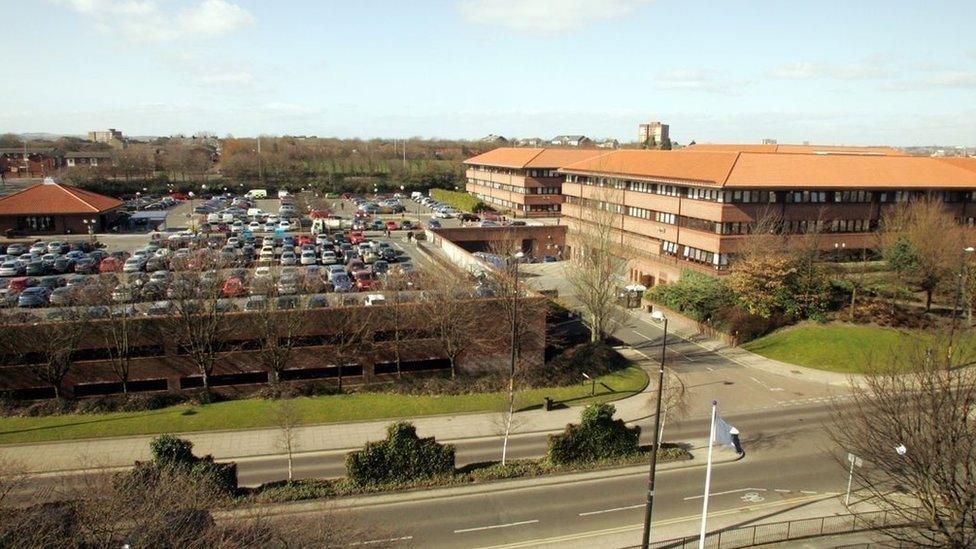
[699,400,718,549]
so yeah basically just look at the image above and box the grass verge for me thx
[0,365,647,445]
[250,444,690,504]
[742,322,942,373]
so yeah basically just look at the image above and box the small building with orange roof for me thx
[0,178,124,236]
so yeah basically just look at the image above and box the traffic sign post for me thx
[845,452,863,506]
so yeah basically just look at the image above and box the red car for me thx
[221,277,245,297]
[385,220,399,231]
[349,231,366,244]
[297,235,313,246]
[353,270,377,291]
[8,277,30,293]
[99,257,122,273]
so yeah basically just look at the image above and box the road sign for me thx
[845,452,863,506]
[847,453,863,467]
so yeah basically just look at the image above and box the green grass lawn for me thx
[0,366,647,445]
[742,323,932,373]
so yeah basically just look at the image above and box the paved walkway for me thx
[2,347,661,474]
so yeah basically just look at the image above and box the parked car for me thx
[300,250,318,266]
[17,287,50,308]
[222,277,245,297]
[146,300,174,316]
[48,286,76,306]
[426,219,441,229]
[331,272,353,292]
[307,294,330,308]
[279,251,298,266]
[0,261,24,277]
[99,257,123,273]
[244,295,267,311]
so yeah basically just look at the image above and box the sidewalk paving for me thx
[2,347,659,474]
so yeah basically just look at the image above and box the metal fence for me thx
[626,509,907,549]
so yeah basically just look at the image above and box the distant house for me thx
[0,178,123,235]
[516,137,545,147]
[0,148,62,177]
[481,134,509,144]
[65,151,114,168]
[595,139,619,149]
[550,135,592,147]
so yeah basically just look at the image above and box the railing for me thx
[621,510,911,549]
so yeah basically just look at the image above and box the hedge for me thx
[547,403,640,465]
[345,422,455,485]
[429,188,487,213]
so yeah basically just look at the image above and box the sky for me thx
[2,0,975,145]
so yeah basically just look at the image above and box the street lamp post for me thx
[961,247,975,325]
[641,310,669,549]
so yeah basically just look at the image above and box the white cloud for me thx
[52,0,254,43]
[198,71,255,86]
[656,69,745,94]
[458,0,652,33]
[769,60,892,80]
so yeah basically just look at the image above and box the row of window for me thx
[660,240,730,268]
[528,204,560,212]
[566,174,976,204]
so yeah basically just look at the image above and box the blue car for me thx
[426,219,441,229]
[17,287,50,308]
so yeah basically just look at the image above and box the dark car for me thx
[52,257,76,274]
[140,282,167,301]
[244,295,267,311]
[307,294,330,308]
[147,300,174,316]
[37,276,65,290]
[458,213,480,222]
[25,261,47,276]
[276,295,300,310]
[17,287,50,308]
[88,250,110,263]
[73,257,98,274]
[145,256,168,272]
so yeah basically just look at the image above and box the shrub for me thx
[547,403,640,465]
[346,422,455,486]
[535,342,627,386]
[646,270,732,322]
[429,188,487,213]
[150,434,196,466]
[190,459,238,494]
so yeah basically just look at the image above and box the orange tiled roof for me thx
[684,143,906,156]
[464,147,608,169]
[558,150,976,189]
[0,182,123,215]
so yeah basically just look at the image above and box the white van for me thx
[278,189,289,199]
[364,294,386,307]
[206,213,220,223]
[410,191,423,200]
[245,189,268,199]
[247,208,263,218]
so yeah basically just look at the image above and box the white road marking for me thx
[348,535,414,546]
[749,376,784,392]
[633,331,697,362]
[774,489,791,493]
[455,520,540,534]
[800,490,818,495]
[578,504,644,516]
[684,488,767,500]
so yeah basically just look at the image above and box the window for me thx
[661,240,678,255]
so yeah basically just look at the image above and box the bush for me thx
[190,458,238,494]
[646,270,732,322]
[535,342,627,387]
[711,306,788,343]
[346,422,455,486]
[429,188,487,213]
[150,434,196,466]
[547,403,640,465]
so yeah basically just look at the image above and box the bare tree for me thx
[274,398,303,483]
[829,332,976,548]
[89,281,145,394]
[15,309,89,399]
[880,198,967,311]
[417,266,483,379]
[565,184,629,342]
[160,250,233,390]
[250,273,306,388]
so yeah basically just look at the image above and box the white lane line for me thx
[749,376,784,392]
[348,535,414,546]
[774,489,791,493]
[633,331,697,362]
[578,504,644,516]
[800,490,818,495]
[455,520,539,534]
[684,488,766,500]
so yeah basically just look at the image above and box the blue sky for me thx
[3,0,975,145]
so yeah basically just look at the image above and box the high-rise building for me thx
[638,122,669,146]
[87,129,125,148]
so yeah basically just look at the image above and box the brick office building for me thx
[556,144,976,286]
[464,148,606,217]
[0,178,123,235]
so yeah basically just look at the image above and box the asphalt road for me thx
[251,402,845,548]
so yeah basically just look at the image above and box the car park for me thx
[307,294,329,308]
